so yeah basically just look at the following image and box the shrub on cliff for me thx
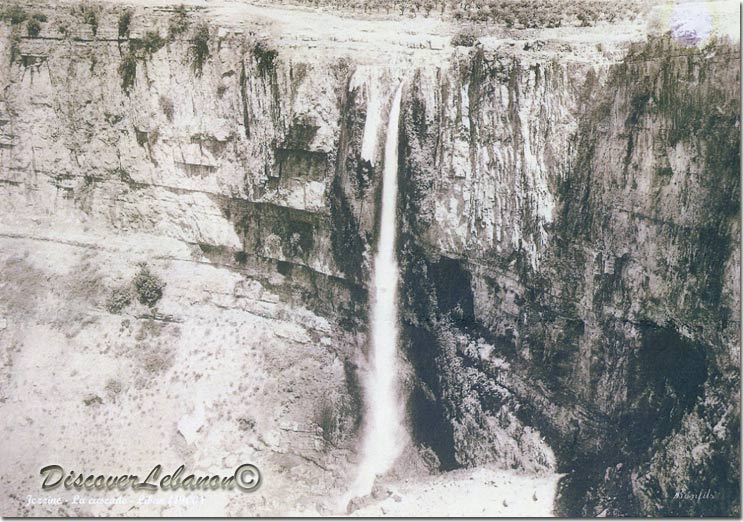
[26,18,41,37]
[56,21,70,37]
[253,40,278,76]
[24,14,46,37]
[106,286,133,314]
[189,23,210,76]
[133,31,166,55]
[168,5,190,39]
[132,264,166,307]
[71,2,101,36]
[7,29,21,63]
[451,28,478,47]
[118,8,132,39]
[118,31,166,94]
[0,5,27,25]
[119,52,137,92]
[159,95,174,121]
[105,265,166,312]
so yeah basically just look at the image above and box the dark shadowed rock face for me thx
[395,34,740,517]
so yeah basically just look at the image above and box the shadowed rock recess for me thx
[0,0,739,517]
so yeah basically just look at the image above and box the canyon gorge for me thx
[0,0,739,517]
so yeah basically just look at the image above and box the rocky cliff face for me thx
[394,33,740,516]
[0,1,738,517]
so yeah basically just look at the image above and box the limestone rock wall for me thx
[394,34,740,516]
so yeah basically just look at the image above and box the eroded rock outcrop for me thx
[395,33,740,517]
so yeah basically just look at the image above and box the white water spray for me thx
[349,83,407,500]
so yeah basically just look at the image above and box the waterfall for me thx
[350,83,407,499]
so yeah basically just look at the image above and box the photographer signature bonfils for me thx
[39,464,261,493]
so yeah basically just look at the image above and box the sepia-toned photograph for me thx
[0,0,740,517]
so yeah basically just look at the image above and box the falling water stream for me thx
[349,83,407,500]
